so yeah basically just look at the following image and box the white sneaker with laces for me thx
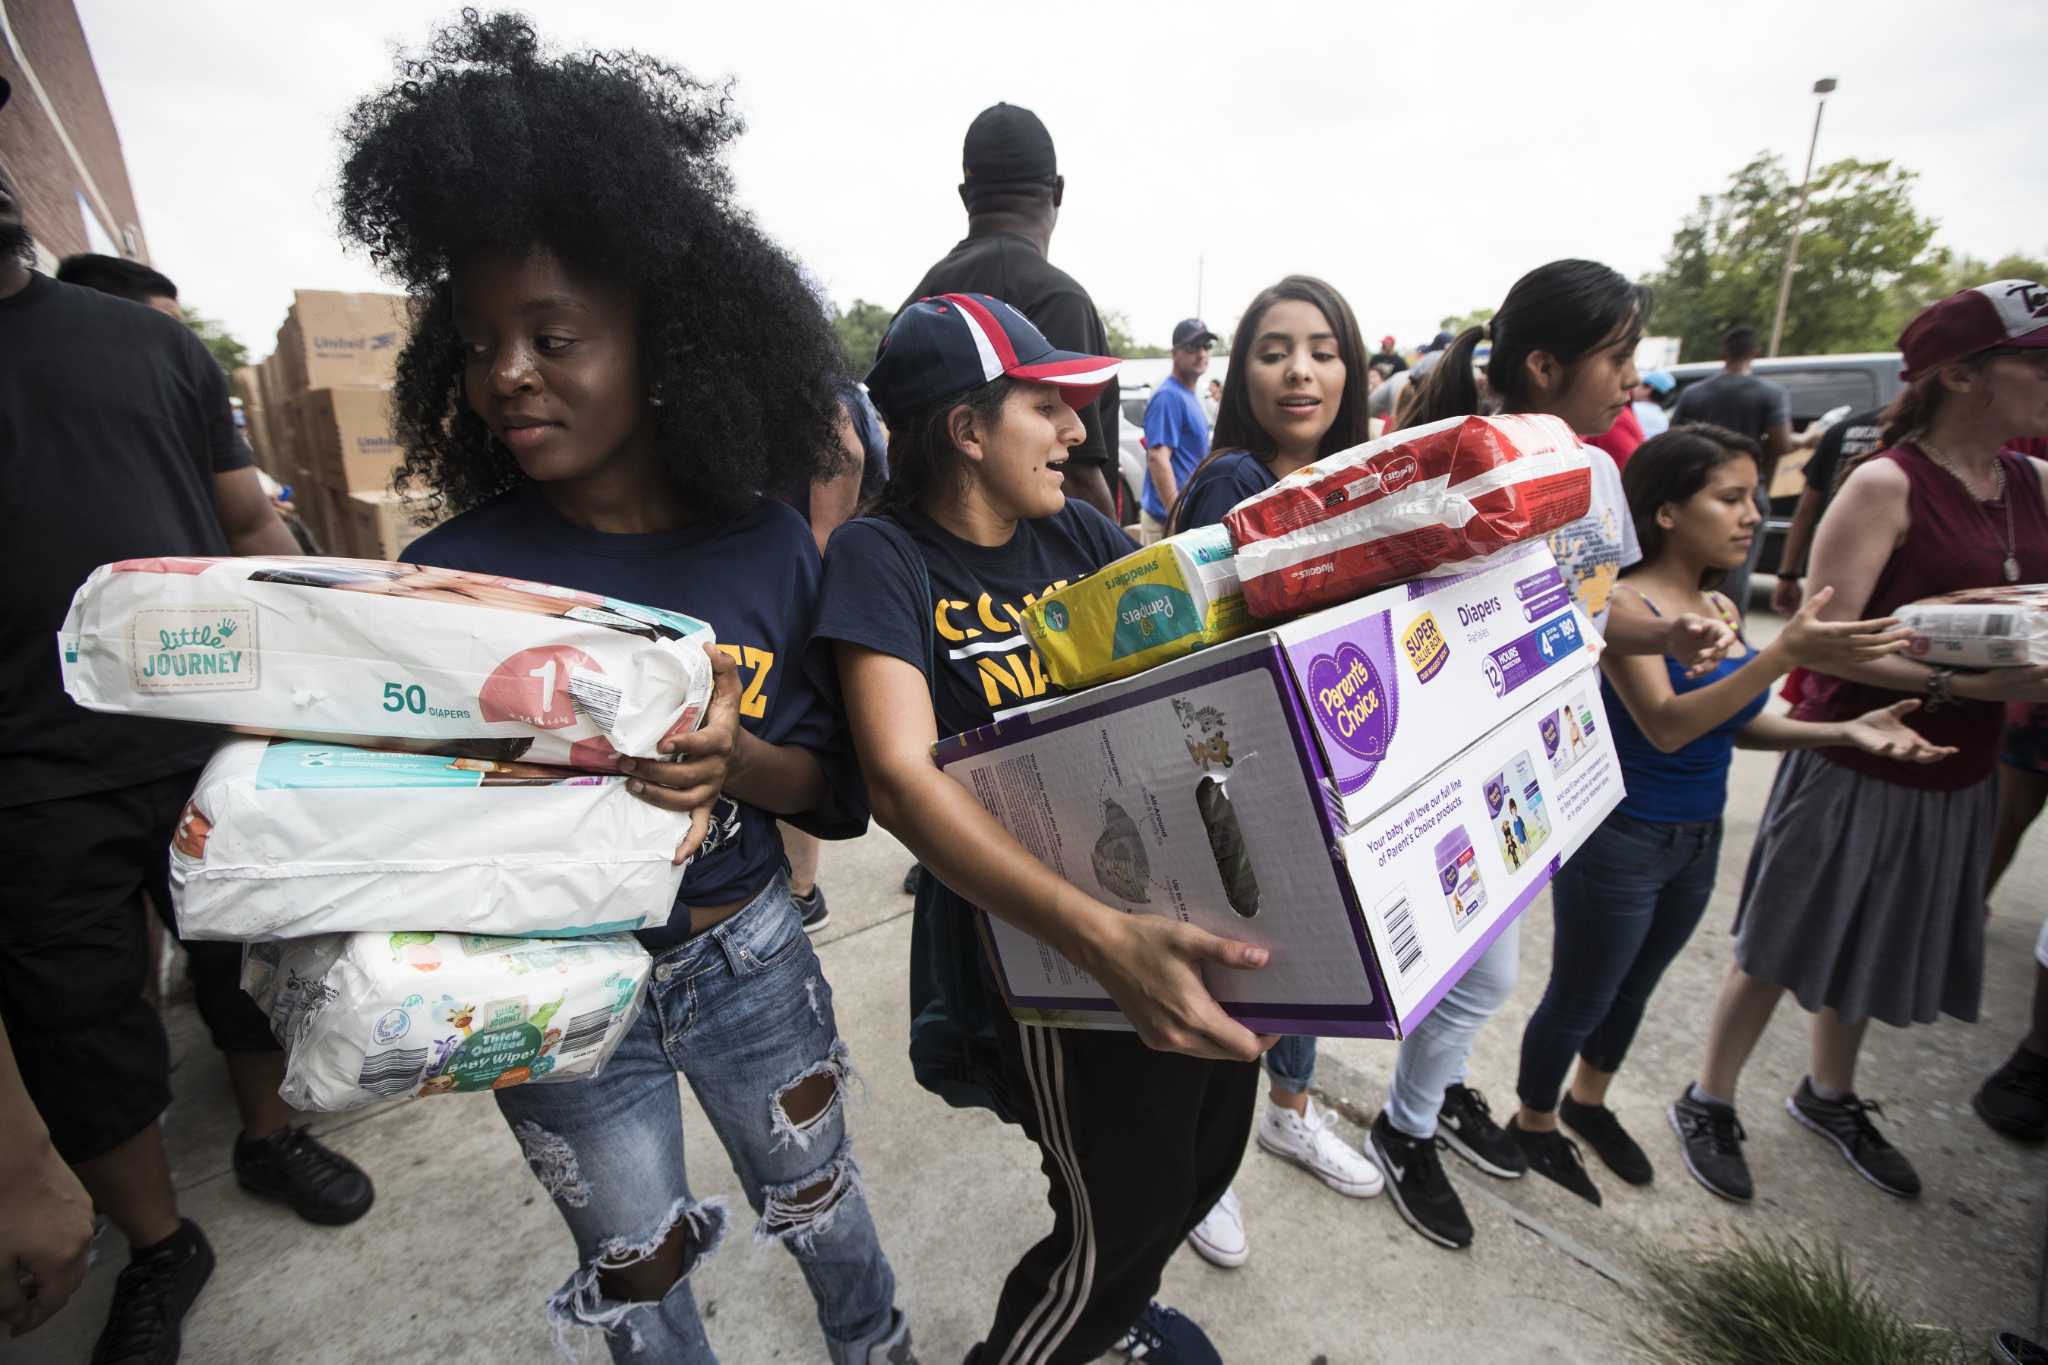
[1257,1095,1385,1198]
[1185,1184,1248,1269]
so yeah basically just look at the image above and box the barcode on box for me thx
[1985,612,2016,638]
[558,1007,614,1057]
[357,1046,427,1096]
[1376,888,1427,980]
[568,668,623,731]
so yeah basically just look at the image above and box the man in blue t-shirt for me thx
[1138,317,1216,542]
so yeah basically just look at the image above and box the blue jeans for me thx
[1266,1035,1316,1094]
[1384,919,1521,1139]
[1516,811,1722,1112]
[495,876,899,1364]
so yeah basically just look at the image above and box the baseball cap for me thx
[1899,279,2048,379]
[865,293,1118,430]
[1642,370,1676,395]
[1427,330,1455,351]
[1380,334,1396,351]
[1172,318,1217,349]
[962,103,1056,188]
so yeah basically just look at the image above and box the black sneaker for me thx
[794,883,831,934]
[1509,1119,1602,1206]
[901,863,921,895]
[1669,1088,1752,1203]
[1561,1096,1654,1186]
[1974,1045,2048,1142]
[1437,1083,1527,1178]
[234,1125,375,1226]
[1368,1113,1473,1249]
[1786,1079,1921,1199]
[1112,1302,1221,1364]
[91,1219,215,1365]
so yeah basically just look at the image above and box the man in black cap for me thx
[1,75,374,1365]
[1137,317,1216,541]
[901,101,1122,520]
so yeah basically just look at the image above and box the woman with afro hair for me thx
[336,13,912,1364]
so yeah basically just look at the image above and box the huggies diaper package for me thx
[1224,414,1591,619]
[1898,583,2048,667]
[171,738,689,941]
[59,556,716,768]
[242,930,651,1112]
[1022,525,1253,689]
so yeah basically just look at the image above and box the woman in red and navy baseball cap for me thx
[814,296,1254,1362]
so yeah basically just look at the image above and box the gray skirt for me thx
[1733,749,1993,1027]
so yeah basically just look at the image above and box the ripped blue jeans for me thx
[496,875,898,1364]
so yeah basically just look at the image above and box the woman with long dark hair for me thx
[1508,425,1932,1206]
[1676,282,2048,1204]
[336,15,911,1361]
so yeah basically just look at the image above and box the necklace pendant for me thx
[2006,555,2023,584]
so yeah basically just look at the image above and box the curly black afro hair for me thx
[337,9,846,520]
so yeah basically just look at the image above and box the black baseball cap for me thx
[962,103,1057,187]
[1172,318,1217,349]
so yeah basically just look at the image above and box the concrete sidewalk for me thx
[11,675,2047,1362]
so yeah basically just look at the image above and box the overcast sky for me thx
[74,0,2048,362]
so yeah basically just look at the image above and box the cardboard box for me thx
[934,544,1624,1037]
[342,490,439,560]
[298,388,401,494]
[1022,525,1252,689]
[273,291,410,393]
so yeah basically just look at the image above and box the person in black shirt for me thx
[0,76,375,1364]
[1771,406,1884,615]
[335,16,911,1363]
[901,103,1121,523]
[818,293,1260,1364]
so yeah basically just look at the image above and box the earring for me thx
[648,389,666,408]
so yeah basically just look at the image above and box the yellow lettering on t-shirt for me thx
[710,643,776,720]
[976,593,1015,636]
[935,600,979,642]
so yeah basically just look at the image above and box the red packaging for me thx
[1224,414,1591,618]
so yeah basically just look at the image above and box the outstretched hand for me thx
[1841,699,1956,765]
[1777,586,1913,675]
[1667,611,1737,679]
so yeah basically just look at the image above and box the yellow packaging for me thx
[1023,525,1252,689]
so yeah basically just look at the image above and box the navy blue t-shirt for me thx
[1173,448,1278,535]
[403,485,862,948]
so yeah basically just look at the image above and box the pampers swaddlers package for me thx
[171,738,691,941]
[59,556,717,768]
[935,543,1625,1037]
[243,930,651,1112]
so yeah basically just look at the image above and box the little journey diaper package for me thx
[1224,414,1591,619]
[59,556,717,768]
[1022,525,1253,689]
[171,737,690,941]
[934,543,1624,1038]
[1898,583,2048,667]
[242,930,651,1112]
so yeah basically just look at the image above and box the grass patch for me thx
[1636,1235,1976,1364]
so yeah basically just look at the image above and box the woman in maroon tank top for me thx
[1671,281,2048,1206]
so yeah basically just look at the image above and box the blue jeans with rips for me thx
[495,875,899,1364]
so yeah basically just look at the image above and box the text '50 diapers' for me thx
[243,930,651,1112]
[1225,414,1591,619]
[1023,525,1254,690]
[171,738,690,941]
[58,556,716,768]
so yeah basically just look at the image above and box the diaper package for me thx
[242,930,651,1112]
[59,556,716,768]
[171,738,689,941]
[1022,525,1253,689]
[1899,583,2048,667]
[1224,414,1591,619]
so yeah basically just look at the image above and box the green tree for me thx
[1102,309,1170,359]
[1439,306,1494,336]
[182,306,248,374]
[830,298,894,369]
[1878,249,2048,340]
[1646,153,1945,360]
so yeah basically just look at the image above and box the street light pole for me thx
[1768,77,1838,357]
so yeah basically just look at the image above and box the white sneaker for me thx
[1185,1184,1248,1268]
[1257,1095,1385,1198]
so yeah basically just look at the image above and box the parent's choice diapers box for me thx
[1022,525,1253,690]
[171,737,691,941]
[1898,583,2048,667]
[935,544,1624,1038]
[59,556,716,768]
[243,930,650,1112]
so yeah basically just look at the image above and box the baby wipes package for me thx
[59,556,716,768]
[1224,414,1591,619]
[243,930,651,1112]
[1899,583,2048,667]
[1022,525,1253,689]
[171,737,689,941]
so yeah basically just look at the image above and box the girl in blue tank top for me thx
[1504,424,1950,1207]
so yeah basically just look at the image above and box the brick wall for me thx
[0,0,147,263]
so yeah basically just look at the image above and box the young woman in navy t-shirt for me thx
[816,294,1265,1363]
[334,16,910,1363]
